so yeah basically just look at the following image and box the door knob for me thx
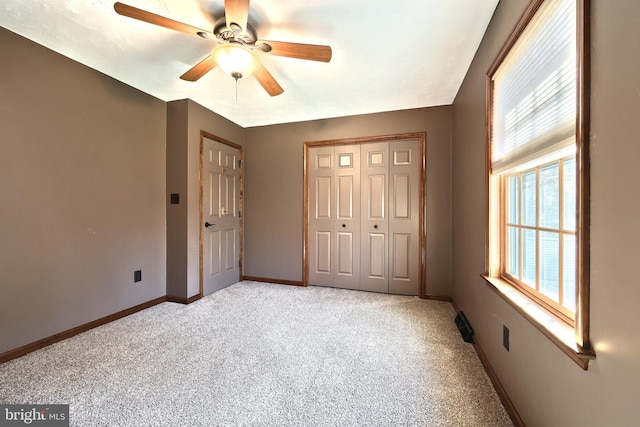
[204,222,215,228]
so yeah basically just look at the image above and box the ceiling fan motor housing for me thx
[213,17,258,45]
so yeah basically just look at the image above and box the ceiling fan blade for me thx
[225,0,250,30]
[253,63,284,97]
[257,40,332,62]
[180,55,218,81]
[114,2,214,39]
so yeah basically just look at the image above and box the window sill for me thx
[481,274,595,370]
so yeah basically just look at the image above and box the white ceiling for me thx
[0,0,499,128]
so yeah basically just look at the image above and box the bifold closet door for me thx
[308,146,334,287]
[359,139,421,295]
[360,142,389,293]
[388,139,421,295]
[334,145,361,289]
[308,145,360,289]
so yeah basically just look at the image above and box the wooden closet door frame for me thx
[303,132,426,298]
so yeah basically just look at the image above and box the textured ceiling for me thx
[0,0,499,127]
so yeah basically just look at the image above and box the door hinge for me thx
[239,259,242,268]
[238,159,243,167]
[239,210,242,218]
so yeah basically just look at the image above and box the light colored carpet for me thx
[0,281,512,426]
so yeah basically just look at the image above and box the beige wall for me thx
[0,28,167,355]
[243,106,453,297]
[166,101,189,298]
[452,1,640,425]
[166,99,244,299]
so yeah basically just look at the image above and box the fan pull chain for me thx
[230,72,242,102]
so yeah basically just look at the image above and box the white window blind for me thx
[491,0,577,173]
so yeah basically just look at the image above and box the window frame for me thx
[484,0,593,369]
[501,155,577,324]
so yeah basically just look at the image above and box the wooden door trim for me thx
[303,132,427,298]
[199,131,243,297]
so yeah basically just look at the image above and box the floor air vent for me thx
[455,311,474,343]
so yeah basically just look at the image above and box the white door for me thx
[202,137,241,296]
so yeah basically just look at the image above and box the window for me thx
[504,156,576,322]
[485,0,592,368]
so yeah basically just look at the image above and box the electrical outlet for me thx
[134,270,142,283]
[503,325,510,351]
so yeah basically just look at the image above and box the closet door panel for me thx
[308,147,335,287]
[334,145,360,289]
[360,142,389,293]
[389,139,421,295]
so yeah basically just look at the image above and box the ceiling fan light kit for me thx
[212,44,259,80]
[113,1,332,97]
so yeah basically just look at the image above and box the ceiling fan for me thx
[113,1,332,96]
